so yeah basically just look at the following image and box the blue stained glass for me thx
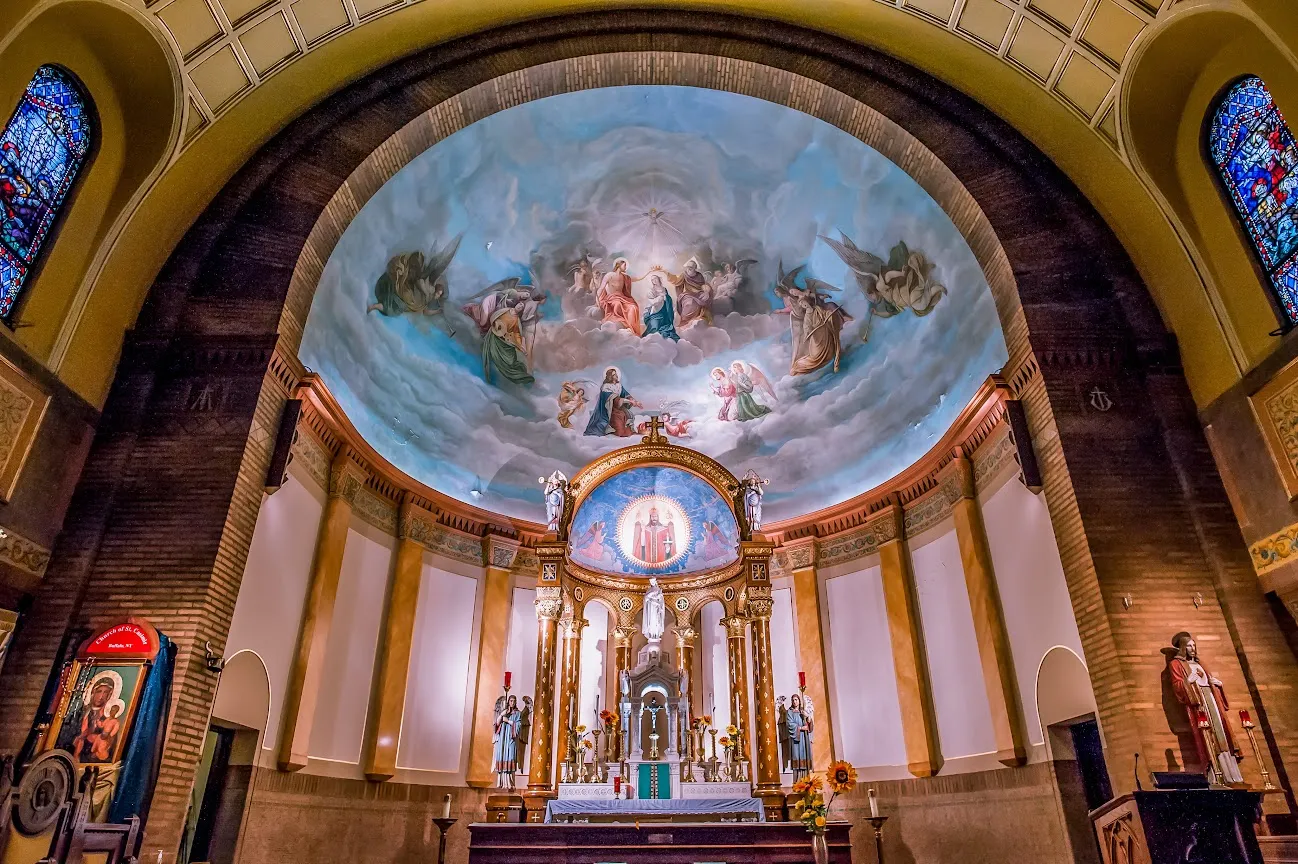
[0,65,92,320]
[1210,76,1298,325]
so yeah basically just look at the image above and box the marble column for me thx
[466,532,520,787]
[555,614,586,772]
[785,538,835,772]
[722,615,752,764]
[875,503,942,778]
[945,454,1028,767]
[748,594,782,801]
[525,577,563,812]
[361,496,433,781]
[277,452,366,772]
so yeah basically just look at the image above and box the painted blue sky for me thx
[300,85,1007,521]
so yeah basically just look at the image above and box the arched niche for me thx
[1035,646,1099,756]
[211,649,272,741]
[1125,5,1298,371]
[0,0,179,375]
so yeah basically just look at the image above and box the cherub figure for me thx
[557,381,589,429]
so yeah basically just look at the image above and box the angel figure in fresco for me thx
[699,521,731,563]
[710,368,737,421]
[708,259,757,301]
[636,411,693,439]
[774,262,852,376]
[557,381,590,429]
[493,694,525,788]
[572,520,617,569]
[595,258,653,335]
[819,232,947,343]
[729,361,775,421]
[567,253,604,294]
[367,235,463,322]
[461,279,545,387]
[583,367,642,437]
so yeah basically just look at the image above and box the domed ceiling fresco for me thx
[299,86,1008,523]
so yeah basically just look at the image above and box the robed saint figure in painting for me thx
[633,506,676,565]
[596,258,649,335]
[462,280,542,386]
[1168,631,1244,784]
[584,367,641,436]
[642,275,680,340]
[775,263,852,375]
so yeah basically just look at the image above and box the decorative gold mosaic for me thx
[0,354,49,504]
[1250,521,1298,578]
[1251,358,1298,501]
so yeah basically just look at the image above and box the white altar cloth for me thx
[544,798,765,823]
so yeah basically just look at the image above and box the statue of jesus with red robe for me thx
[633,506,676,565]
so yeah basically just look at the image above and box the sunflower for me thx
[576,724,587,733]
[827,760,858,794]
[815,815,826,828]
[719,736,730,747]
[726,724,738,737]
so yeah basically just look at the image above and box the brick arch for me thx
[4,10,1296,854]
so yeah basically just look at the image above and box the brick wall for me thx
[0,10,1294,860]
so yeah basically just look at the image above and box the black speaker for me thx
[265,399,303,492]
[1005,399,1043,493]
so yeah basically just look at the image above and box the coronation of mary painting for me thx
[300,85,1008,523]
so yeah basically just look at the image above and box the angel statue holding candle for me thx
[493,694,525,788]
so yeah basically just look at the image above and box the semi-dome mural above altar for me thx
[299,85,1008,521]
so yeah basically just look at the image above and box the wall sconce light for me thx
[1192,592,1204,609]
[1121,593,1133,610]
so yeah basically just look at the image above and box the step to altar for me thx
[468,821,852,864]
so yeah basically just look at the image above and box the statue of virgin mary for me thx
[643,576,666,641]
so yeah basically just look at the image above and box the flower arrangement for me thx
[718,736,731,749]
[599,708,616,731]
[792,761,857,835]
[726,724,738,738]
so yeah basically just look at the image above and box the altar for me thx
[544,798,765,823]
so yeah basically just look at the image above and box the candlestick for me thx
[868,787,879,818]
[442,792,451,819]
[432,815,457,864]
[1240,709,1276,790]
[869,815,889,864]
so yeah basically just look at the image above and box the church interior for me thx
[5,1,1298,863]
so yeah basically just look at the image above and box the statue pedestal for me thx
[485,794,524,823]
[1091,789,1263,864]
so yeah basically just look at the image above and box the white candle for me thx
[868,788,879,818]
[442,793,452,819]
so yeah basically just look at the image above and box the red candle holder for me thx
[1196,709,1210,728]
[798,671,806,689]
[1240,709,1254,728]
[504,671,512,690]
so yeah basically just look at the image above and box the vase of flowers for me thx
[792,760,857,864]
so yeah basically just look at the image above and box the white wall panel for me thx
[982,479,1085,746]
[398,561,478,772]
[825,565,907,768]
[309,523,392,762]
[505,586,539,711]
[910,527,997,761]
[579,601,610,724]
[771,586,800,707]
[227,474,323,756]
[699,601,729,728]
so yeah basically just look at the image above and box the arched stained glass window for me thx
[1210,76,1298,327]
[0,65,93,321]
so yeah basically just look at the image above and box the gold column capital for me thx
[867,503,905,546]
[397,496,438,545]
[483,531,521,571]
[720,615,749,638]
[938,451,976,500]
[328,452,368,503]
[746,585,774,619]
[673,625,698,645]
[781,537,819,571]
[535,586,564,620]
[613,625,637,647]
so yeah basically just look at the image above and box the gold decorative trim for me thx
[1250,521,1298,577]
[0,353,49,504]
[0,524,53,579]
[1250,357,1298,501]
[568,441,739,519]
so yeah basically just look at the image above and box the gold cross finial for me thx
[642,414,667,444]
